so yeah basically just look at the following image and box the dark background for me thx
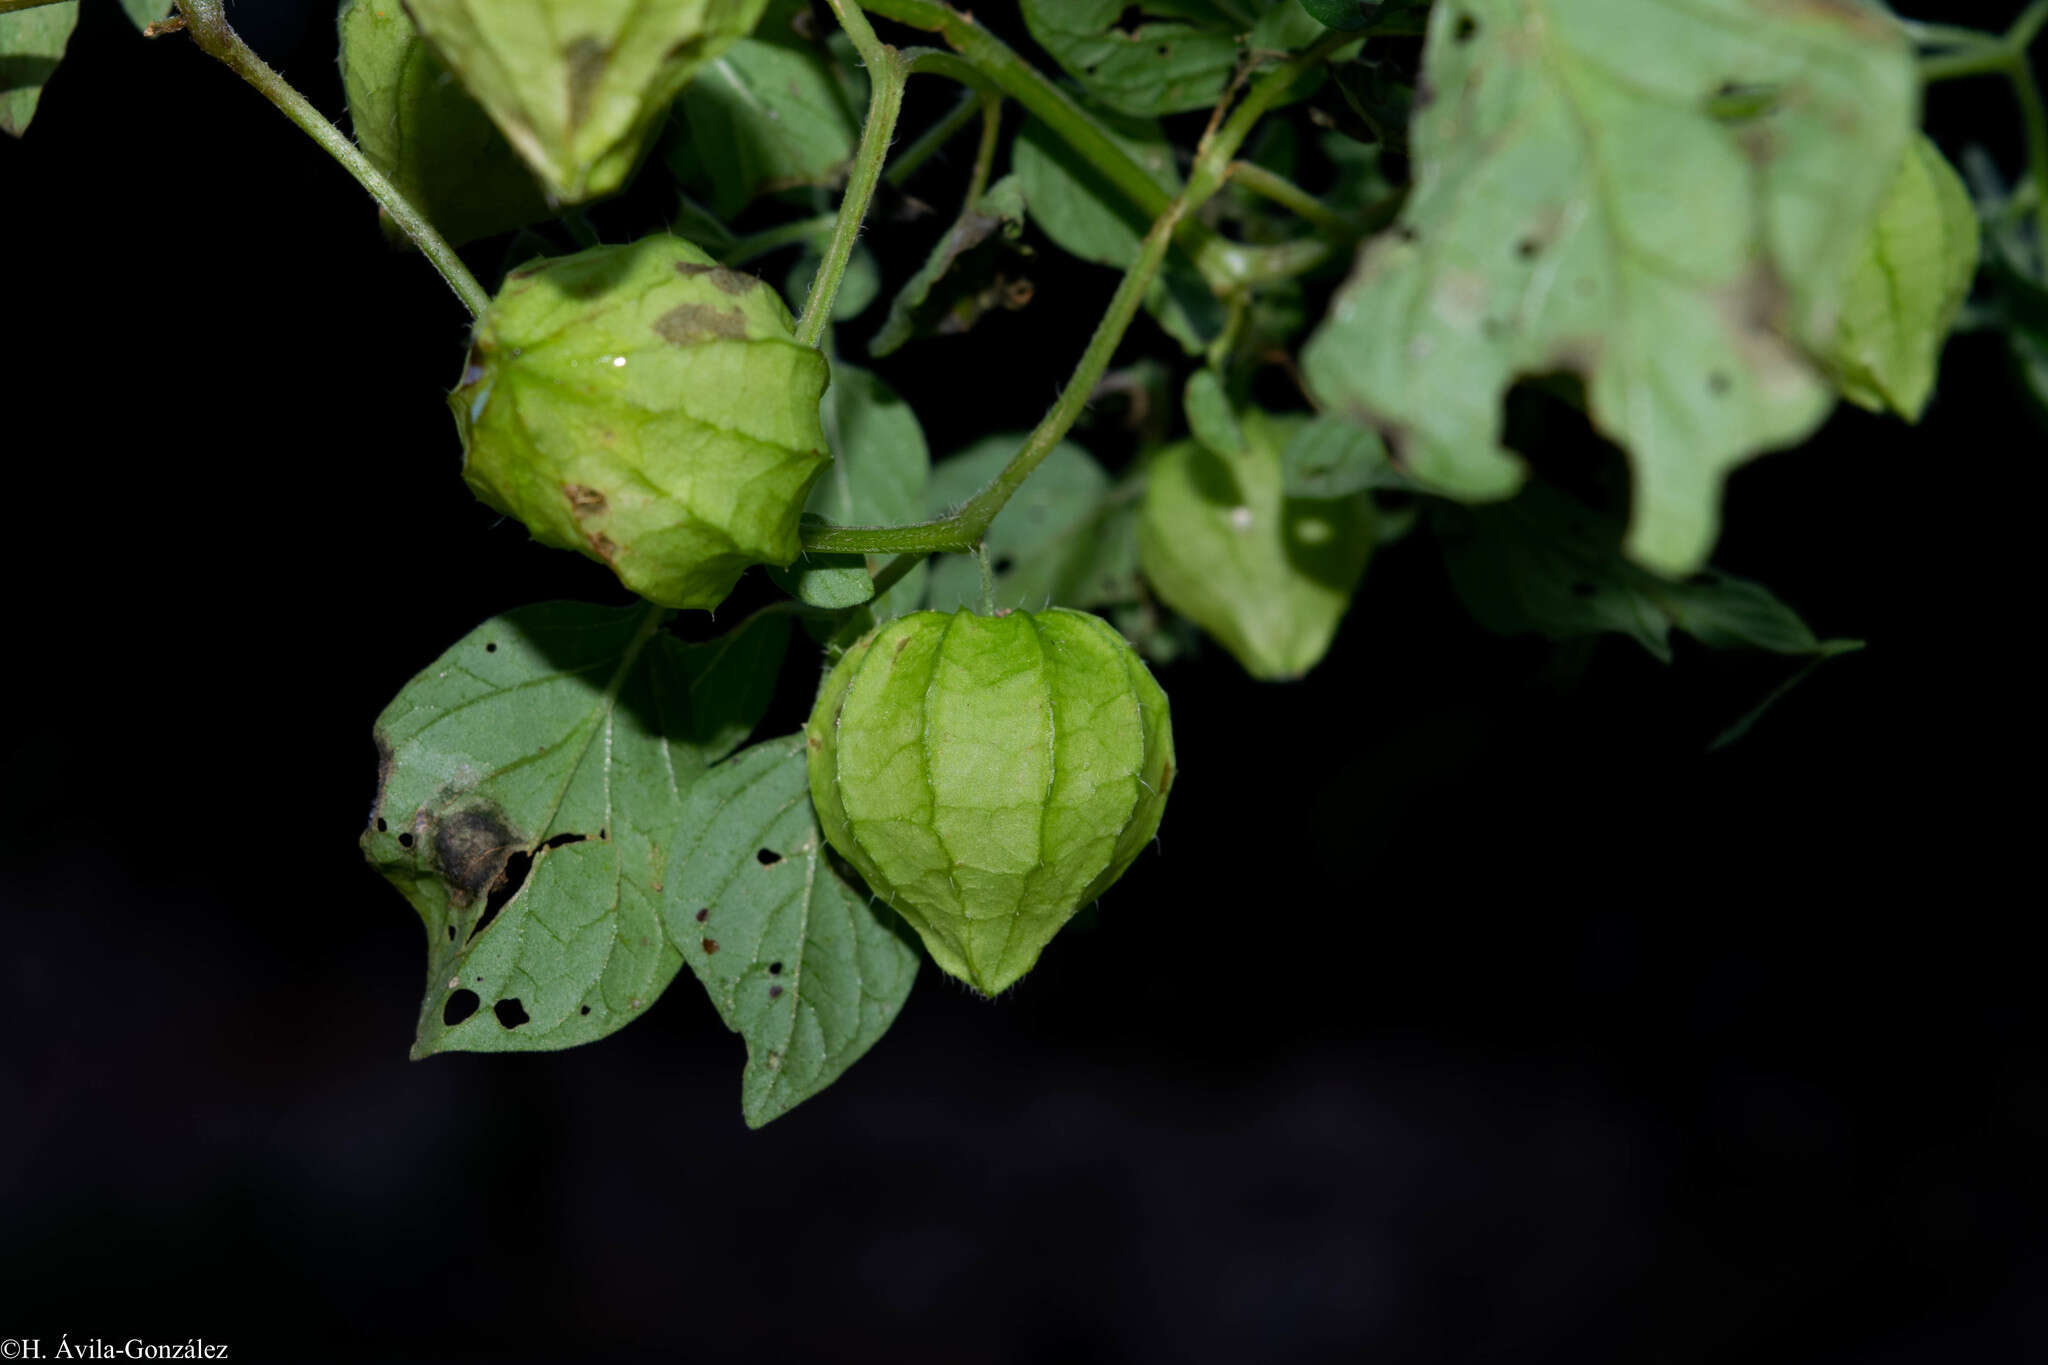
[3,2,2041,1359]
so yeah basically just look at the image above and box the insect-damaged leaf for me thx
[0,2,76,138]
[869,175,1031,358]
[338,0,554,247]
[1299,0,1916,576]
[363,602,786,1061]
[664,736,918,1127]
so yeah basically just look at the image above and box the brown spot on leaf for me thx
[655,303,749,344]
[564,483,606,516]
[675,262,758,295]
[586,531,619,562]
[563,36,609,131]
[702,938,720,954]
[432,805,522,909]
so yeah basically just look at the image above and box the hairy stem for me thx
[797,0,907,346]
[173,0,488,317]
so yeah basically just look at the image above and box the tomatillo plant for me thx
[9,0,2036,1124]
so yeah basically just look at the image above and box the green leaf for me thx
[1137,409,1375,679]
[924,435,1140,614]
[665,734,918,1126]
[1010,117,1224,353]
[404,0,774,203]
[362,602,789,1061]
[1436,482,1856,663]
[338,0,554,247]
[869,175,1031,357]
[1020,0,1322,118]
[1827,133,1981,420]
[1299,0,1917,576]
[117,0,174,31]
[812,360,931,612]
[0,2,77,138]
[671,0,864,218]
[1301,0,1431,33]
[769,517,875,608]
[784,241,881,321]
[1281,414,1392,497]
[1183,369,1247,457]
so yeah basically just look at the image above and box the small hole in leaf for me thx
[1708,371,1732,395]
[992,557,1015,575]
[1454,14,1478,41]
[443,990,479,1026]
[599,828,609,840]
[493,997,529,1029]
[485,642,497,653]
[756,848,783,867]
[398,832,415,849]
[1516,237,1541,260]
[1569,582,1598,598]
[471,850,533,943]
[541,831,588,850]
[446,926,455,941]
[580,1004,591,1016]
[769,961,784,975]
[1156,45,1169,57]
[375,817,388,833]
[695,907,710,922]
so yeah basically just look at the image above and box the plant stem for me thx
[963,91,1002,210]
[805,161,1188,557]
[172,0,488,317]
[1226,160,1349,234]
[797,0,907,346]
[1915,1,2048,247]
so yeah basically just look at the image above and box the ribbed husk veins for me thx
[806,608,1175,995]
[453,234,831,611]
[404,0,773,203]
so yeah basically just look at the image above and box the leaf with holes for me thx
[664,735,918,1127]
[0,2,76,138]
[1019,0,1323,118]
[1826,133,1980,421]
[403,0,774,202]
[1011,116,1224,354]
[669,0,865,217]
[924,435,1140,615]
[363,601,787,1060]
[338,0,554,247]
[1436,481,1858,663]
[1299,0,1916,575]
[869,175,1031,358]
